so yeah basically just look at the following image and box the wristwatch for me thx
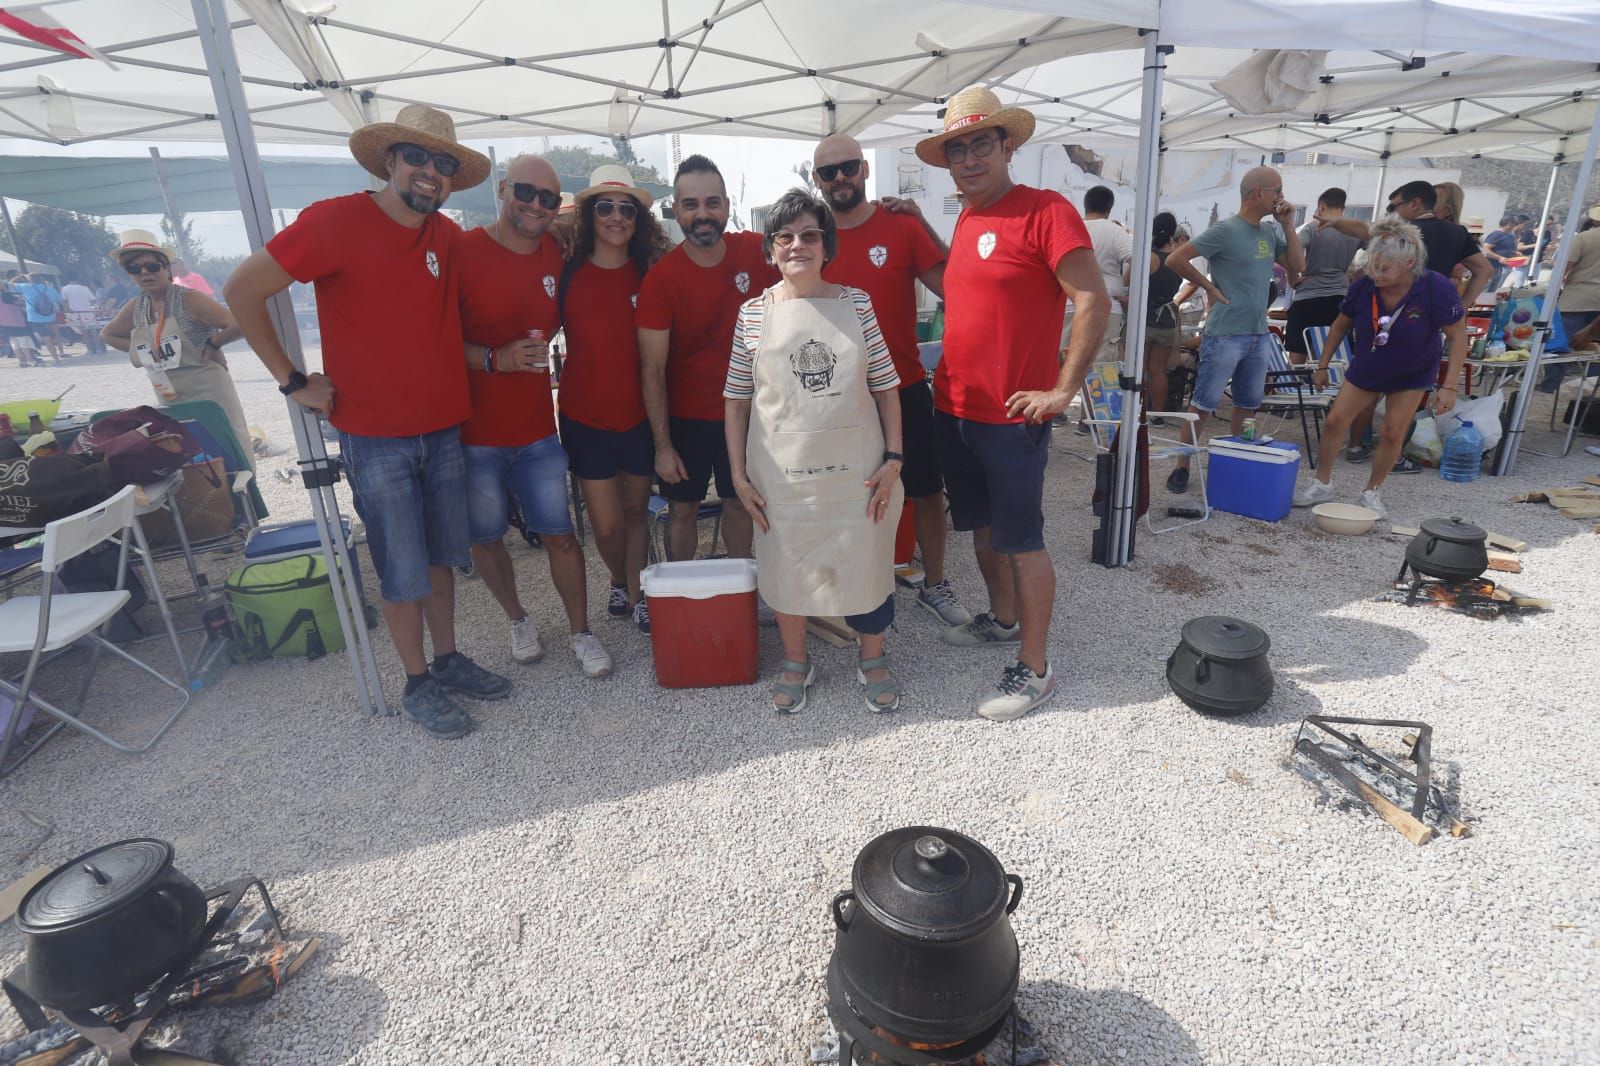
[882,450,905,464]
[278,370,309,396]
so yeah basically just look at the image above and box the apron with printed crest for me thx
[130,286,254,468]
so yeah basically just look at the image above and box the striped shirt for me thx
[723,286,899,400]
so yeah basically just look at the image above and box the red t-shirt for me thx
[267,192,469,437]
[455,227,563,447]
[558,259,647,432]
[635,230,778,421]
[936,185,1091,424]
[824,206,945,388]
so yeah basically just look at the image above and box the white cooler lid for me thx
[1207,438,1301,464]
[641,558,758,599]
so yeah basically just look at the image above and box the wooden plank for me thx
[1486,531,1528,553]
[1511,491,1548,503]
[1556,503,1600,520]
[805,618,854,648]
[1390,525,1420,538]
[1486,551,1522,574]
[1585,475,1600,488]
[0,865,50,925]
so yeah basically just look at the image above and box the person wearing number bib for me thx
[100,229,253,470]
[724,189,905,715]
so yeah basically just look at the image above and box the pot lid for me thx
[1417,516,1487,543]
[17,839,176,933]
[1179,616,1270,662]
[851,826,1010,942]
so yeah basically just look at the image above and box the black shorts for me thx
[1284,294,1345,355]
[898,380,943,499]
[560,414,654,481]
[659,416,733,503]
[932,410,1051,555]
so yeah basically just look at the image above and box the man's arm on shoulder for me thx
[1460,252,1493,306]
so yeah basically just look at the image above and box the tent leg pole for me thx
[190,0,390,718]
[0,192,29,272]
[1370,133,1392,217]
[148,147,193,263]
[1527,153,1563,284]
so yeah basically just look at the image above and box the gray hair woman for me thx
[1293,218,1468,519]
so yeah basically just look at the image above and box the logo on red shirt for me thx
[734,271,750,294]
[977,232,997,260]
[425,249,440,277]
[543,274,556,299]
[869,245,888,268]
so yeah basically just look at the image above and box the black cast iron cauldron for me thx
[1166,616,1274,717]
[828,826,1023,1048]
[14,839,208,1010]
[1405,516,1489,582]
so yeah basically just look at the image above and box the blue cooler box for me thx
[244,517,360,584]
[1205,437,1301,522]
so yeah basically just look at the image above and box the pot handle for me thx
[1194,654,1211,685]
[154,886,187,927]
[832,890,855,932]
[1005,874,1024,914]
[1426,535,1439,554]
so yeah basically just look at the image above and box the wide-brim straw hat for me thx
[575,163,654,211]
[109,228,176,267]
[915,85,1036,168]
[1463,216,1486,232]
[348,103,491,190]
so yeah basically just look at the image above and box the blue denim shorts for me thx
[1192,332,1272,412]
[464,434,574,543]
[340,426,470,604]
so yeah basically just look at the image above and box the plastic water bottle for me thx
[189,636,233,691]
[1440,420,1484,483]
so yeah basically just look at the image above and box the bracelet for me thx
[483,347,495,373]
[1439,386,1457,392]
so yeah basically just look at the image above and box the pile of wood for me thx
[1511,475,1600,526]
[1389,525,1527,574]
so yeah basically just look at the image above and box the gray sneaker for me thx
[429,652,512,701]
[402,679,474,739]
[941,611,1021,647]
[978,661,1056,722]
[917,578,973,627]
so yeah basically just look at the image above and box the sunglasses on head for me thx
[125,260,166,275]
[594,199,638,221]
[510,182,562,210]
[392,142,461,177]
[814,159,863,183]
[772,228,825,248]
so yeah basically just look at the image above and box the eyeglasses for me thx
[393,143,461,177]
[943,135,1001,165]
[814,159,863,183]
[594,199,638,221]
[125,261,166,275]
[510,182,563,210]
[772,228,825,248]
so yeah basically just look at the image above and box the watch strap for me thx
[279,370,309,396]
[882,450,905,463]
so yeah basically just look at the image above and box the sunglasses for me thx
[594,199,638,221]
[943,135,1001,165]
[772,228,825,248]
[393,142,461,177]
[509,182,562,210]
[125,260,166,275]
[814,159,863,183]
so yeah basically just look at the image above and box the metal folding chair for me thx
[646,495,723,562]
[1080,362,1209,534]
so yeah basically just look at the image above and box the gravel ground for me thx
[2,345,1599,1064]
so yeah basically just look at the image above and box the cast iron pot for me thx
[828,826,1022,1046]
[1167,616,1274,717]
[1405,516,1489,582]
[14,838,207,1010]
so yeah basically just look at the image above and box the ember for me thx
[1380,576,1550,619]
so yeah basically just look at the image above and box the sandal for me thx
[857,654,900,714]
[771,657,815,715]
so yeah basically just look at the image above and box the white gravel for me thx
[2,345,1599,1064]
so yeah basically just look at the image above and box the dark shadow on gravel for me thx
[1017,979,1204,1065]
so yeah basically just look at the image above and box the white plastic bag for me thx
[1405,413,1443,465]
[1436,388,1505,452]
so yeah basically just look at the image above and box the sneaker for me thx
[569,630,613,678]
[1166,467,1190,494]
[1344,444,1372,463]
[1292,479,1335,507]
[430,652,512,701]
[606,584,629,618]
[1586,444,1600,458]
[456,561,478,580]
[401,679,473,739]
[1359,489,1387,520]
[632,598,650,634]
[511,617,544,664]
[917,578,973,627]
[1392,457,1423,475]
[978,661,1056,722]
[941,611,1021,647]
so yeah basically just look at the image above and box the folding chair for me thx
[1256,334,1335,453]
[0,486,191,777]
[1080,362,1209,533]
[646,495,723,563]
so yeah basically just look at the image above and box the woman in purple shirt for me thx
[1292,218,1468,519]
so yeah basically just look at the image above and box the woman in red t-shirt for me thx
[559,166,669,633]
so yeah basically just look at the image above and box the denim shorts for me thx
[340,426,470,604]
[1192,332,1272,412]
[464,434,574,543]
[932,411,1051,555]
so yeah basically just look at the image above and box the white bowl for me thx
[1312,502,1378,535]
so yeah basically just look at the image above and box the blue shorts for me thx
[1192,332,1272,412]
[341,426,470,604]
[559,414,654,481]
[932,411,1051,555]
[464,435,574,543]
[659,416,733,504]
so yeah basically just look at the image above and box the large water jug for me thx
[1440,419,1484,483]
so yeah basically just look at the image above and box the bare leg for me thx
[420,564,457,658]
[1366,389,1427,492]
[1145,340,1170,413]
[913,494,949,584]
[1313,386,1378,484]
[579,475,628,588]
[541,532,590,634]
[383,600,429,676]
[720,495,753,558]
[972,526,1016,626]
[666,501,699,561]
[1010,549,1056,676]
[1347,403,1376,450]
[1229,405,1254,436]
[470,539,527,622]
[773,611,810,710]
[1173,405,1208,469]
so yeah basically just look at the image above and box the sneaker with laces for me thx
[1166,467,1190,494]
[511,617,543,664]
[606,584,629,618]
[430,652,512,701]
[1293,479,1335,507]
[1344,444,1373,463]
[941,611,1021,647]
[917,578,973,627]
[1392,456,1422,475]
[570,630,613,678]
[401,678,474,739]
[1359,489,1387,519]
[632,598,650,634]
[978,661,1056,721]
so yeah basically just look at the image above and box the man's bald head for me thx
[1240,166,1281,200]
[499,154,560,240]
[814,134,863,168]
[812,134,869,213]
[506,153,558,189]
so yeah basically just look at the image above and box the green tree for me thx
[2,204,116,277]
[543,144,665,186]
[159,213,206,265]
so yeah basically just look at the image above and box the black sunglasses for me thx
[125,260,166,275]
[511,182,563,210]
[594,199,637,221]
[814,159,863,183]
[393,142,461,177]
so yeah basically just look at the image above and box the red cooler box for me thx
[641,559,759,688]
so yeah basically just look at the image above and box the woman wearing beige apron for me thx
[101,229,254,469]
[724,190,905,714]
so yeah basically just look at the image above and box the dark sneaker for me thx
[1344,444,1372,463]
[633,598,651,634]
[430,652,512,701]
[1166,467,1190,494]
[917,578,973,627]
[607,583,629,618]
[941,611,1021,647]
[402,679,473,739]
[977,661,1056,722]
[1391,457,1423,475]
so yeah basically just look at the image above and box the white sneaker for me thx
[569,630,613,678]
[511,617,543,664]
[977,662,1056,722]
[1292,479,1335,508]
[1359,489,1387,520]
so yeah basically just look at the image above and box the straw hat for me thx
[348,103,490,190]
[1463,216,1486,233]
[558,192,577,215]
[1588,205,1600,223]
[108,228,176,267]
[575,163,654,210]
[915,85,1036,168]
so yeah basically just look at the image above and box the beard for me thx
[685,217,727,247]
[399,185,441,215]
[823,182,865,212]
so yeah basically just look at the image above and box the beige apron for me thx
[746,289,902,617]
[131,289,254,470]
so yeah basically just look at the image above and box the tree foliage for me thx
[542,144,664,185]
[1,204,116,279]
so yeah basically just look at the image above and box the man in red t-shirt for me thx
[225,104,510,740]
[455,153,612,680]
[636,155,778,562]
[916,86,1110,723]
[813,133,972,629]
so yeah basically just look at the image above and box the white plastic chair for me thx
[1080,362,1210,533]
[0,485,192,777]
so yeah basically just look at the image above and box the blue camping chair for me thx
[646,495,723,563]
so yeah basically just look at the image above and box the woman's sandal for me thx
[856,654,899,714]
[771,657,816,715]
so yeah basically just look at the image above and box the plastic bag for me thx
[1405,414,1444,465]
[1436,389,1505,452]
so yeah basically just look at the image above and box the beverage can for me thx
[528,328,549,371]
[1241,418,1257,441]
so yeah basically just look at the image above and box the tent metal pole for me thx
[1108,30,1168,567]
[0,193,28,271]
[147,147,194,263]
[1495,103,1600,476]
[1527,153,1563,283]
[1370,132,1392,216]
[190,0,389,718]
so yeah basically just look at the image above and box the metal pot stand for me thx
[1293,716,1471,845]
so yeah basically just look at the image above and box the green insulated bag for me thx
[225,555,346,661]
